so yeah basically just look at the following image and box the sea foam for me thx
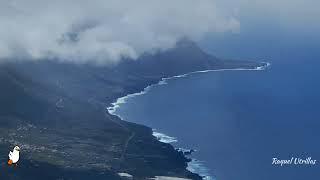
[107,62,270,115]
[187,159,215,180]
[152,131,178,143]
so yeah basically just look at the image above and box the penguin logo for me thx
[8,146,20,166]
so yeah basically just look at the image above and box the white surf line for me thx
[152,131,178,144]
[107,62,271,115]
[107,62,271,180]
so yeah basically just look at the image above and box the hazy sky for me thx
[0,0,318,64]
[201,0,320,62]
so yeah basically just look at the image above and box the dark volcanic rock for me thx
[0,40,264,179]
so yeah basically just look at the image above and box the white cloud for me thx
[0,0,240,64]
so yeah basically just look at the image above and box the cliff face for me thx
[0,40,263,179]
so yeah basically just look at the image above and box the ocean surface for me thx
[110,60,320,180]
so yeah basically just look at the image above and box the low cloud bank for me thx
[0,0,239,64]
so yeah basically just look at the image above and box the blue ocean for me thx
[111,57,320,180]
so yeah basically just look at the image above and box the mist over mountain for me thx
[0,0,239,64]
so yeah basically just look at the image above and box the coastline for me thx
[107,62,271,179]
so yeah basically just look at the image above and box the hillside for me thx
[0,40,265,180]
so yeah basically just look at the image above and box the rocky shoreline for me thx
[0,39,267,179]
